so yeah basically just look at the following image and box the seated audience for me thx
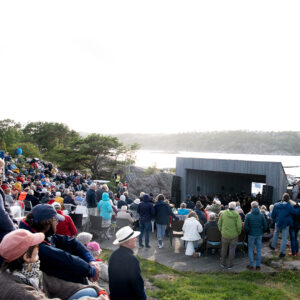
[87,241,109,282]
[117,205,134,223]
[181,211,203,257]
[52,202,77,237]
[0,229,108,300]
[19,204,101,284]
[77,232,93,246]
[177,203,189,219]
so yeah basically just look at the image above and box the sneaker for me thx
[279,253,285,258]
[247,265,254,271]
[158,244,162,249]
[269,244,275,250]
[256,266,261,271]
[145,245,151,249]
[288,252,293,256]
[139,244,144,248]
[193,252,201,258]
[227,266,233,270]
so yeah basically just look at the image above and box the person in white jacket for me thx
[181,211,203,256]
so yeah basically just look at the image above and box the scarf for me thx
[12,260,44,293]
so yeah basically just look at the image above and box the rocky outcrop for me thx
[128,172,173,200]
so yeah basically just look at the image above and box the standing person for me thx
[244,201,268,270]
[289,200,300,256]
[137,194,155,248]
[154,194,178,248]
[0,158,16,243]
[97,192,113,237]
[109,226,146,300]
[218,201,242,269]
[270,193,300,257]
[86,183,97,216]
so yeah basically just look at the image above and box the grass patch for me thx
[101,249,300,300]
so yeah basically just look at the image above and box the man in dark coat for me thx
[109,226,146,300]
[85,183,97,216]
[137,194,155,248]
[154,194,178,248]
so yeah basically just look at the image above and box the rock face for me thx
[128,172,173,200]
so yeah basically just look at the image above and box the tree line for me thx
[0,119,139,179]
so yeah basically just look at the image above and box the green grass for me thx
[101,249,300,300]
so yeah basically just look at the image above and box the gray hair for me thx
[228,201,236,210]
[209,213,216,221]
[77,232,93,246]
[251,201,259,208]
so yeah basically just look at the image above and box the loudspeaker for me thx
[171,194,181,208]
[262,185,273,206]
[171,176,181,191]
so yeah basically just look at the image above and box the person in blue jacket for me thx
[244,201,268,270]
[19,204,100,284]
[137,194,155,248]
[154,194,178,248]
[270,193,300,257]
[97,192,113,234]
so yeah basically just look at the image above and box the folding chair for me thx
[23,199,33,215]
[205,227,222,255]
[89,215,109,241]
[237,229,247,255]
[169,219,184,247]
[69,214,83,230]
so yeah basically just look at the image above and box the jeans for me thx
[289,227,299,255]
[248,235,262,267]
[139,221,151,246]
[156,224,167,240]
[271,224,289,254]
[67,288,98,300]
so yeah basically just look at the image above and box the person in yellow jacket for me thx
[54,192,64,206]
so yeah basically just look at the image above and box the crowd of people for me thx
[1,150,300,299]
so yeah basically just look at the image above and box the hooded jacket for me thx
[244,207,268,236]
[137,195,154,223]
[97,193,113,220]
[218,209,242,239]
[271,201,299,229]
[154,200,177,225]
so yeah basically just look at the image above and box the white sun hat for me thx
[113,226,140,245]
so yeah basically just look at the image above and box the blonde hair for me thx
[187,211,199,220]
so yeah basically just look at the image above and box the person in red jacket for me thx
[52,202,77,237]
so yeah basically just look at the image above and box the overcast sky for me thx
[0,1,299,134]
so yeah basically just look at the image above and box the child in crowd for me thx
[87,241,109,282]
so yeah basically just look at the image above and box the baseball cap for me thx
[31,204,65,222]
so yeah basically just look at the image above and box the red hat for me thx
[0,229,45,262]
